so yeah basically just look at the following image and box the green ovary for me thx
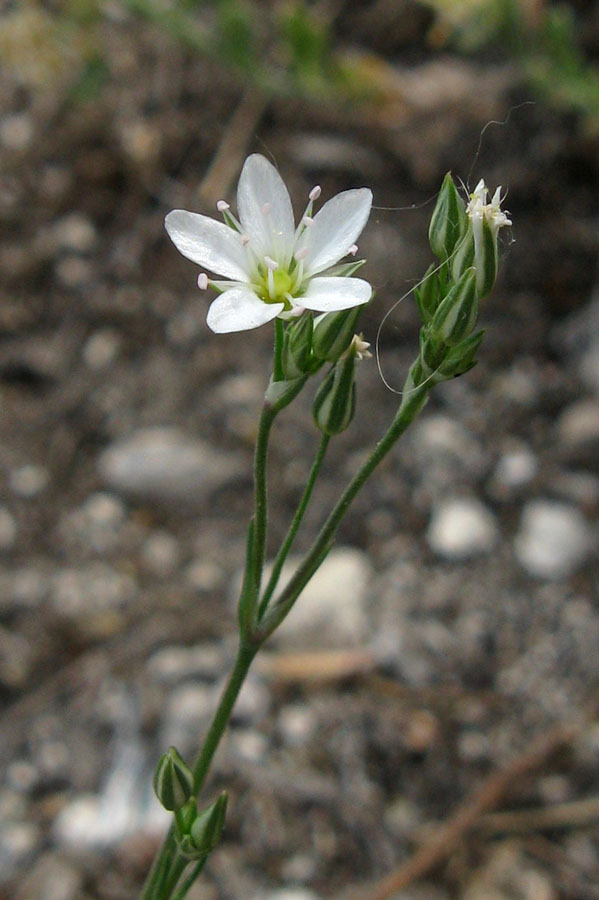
[259,268,296,306]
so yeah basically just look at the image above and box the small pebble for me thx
[514,500,591,579]
[141,530,180,577]
[9,464,49,498]
[427,497,499,560]
[83,329,121,370]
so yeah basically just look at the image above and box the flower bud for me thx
[452,180,511,298]
[428,172,467,261]
[282,311,313,379]
[190,791,228,855]
[431,268,478,346]
[437,329,485,379]
[313,352,357,436]
[414,264,441,324]
[153,747,194,812]
[312,305,362,363]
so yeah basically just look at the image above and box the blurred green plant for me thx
[426,0,599,132]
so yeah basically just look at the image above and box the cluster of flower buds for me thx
[153,747,228,860]
[413,172,511,386]
[266,304,371,435]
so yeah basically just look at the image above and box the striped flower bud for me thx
[313,335,369,436]
[153,747,194,812]
[282,311,313,379]
[189,791,228,856]
[428,172,467,262]
[431,268,478,346]
[312,305,363,363]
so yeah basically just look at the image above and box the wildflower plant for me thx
[142,156,512,900]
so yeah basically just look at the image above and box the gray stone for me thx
[146,643,222,683]
[141,530,180,577]
[258,890,322,900]
[579,339,599,394]
[427,497,499,560]
[98,427,242,502]
[0,507,17,551]
[262,547,372,649]
[9,464,49,498]
[489,445,537,497]
[14,852,83,900]
[82,329,121,370]
[514,500,591,579]
[556,399,599,467]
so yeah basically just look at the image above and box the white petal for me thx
[206,288,283,333]
[165,210,249,281]
[301,276,372,312]
[237,155,295,260]
[299,188,372,275]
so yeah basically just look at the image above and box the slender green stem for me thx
[258,433,330,620]
[273,318,285,382]
[160,855,190,899]
[192,642,257,792]
[140,827,177,900]
[261,385,430,637]
[172,859,208,900]
[253,404,276,591]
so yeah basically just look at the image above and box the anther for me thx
[264,256,279,270]
[240,234,250,246]
[309,185,321,201]
[348,244,358,256]
[295,247,308,260]
[216,200,230,212]
[197,273,209,290]
[301,216,314,228]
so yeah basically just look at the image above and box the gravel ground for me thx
[1,3,599,898]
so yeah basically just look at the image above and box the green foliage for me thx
[425,0,599,132]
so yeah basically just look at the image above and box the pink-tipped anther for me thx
[348,244,358,256]
[301,216,314,228]
[197,273,209,290]
[264,256,279,270]
[216,200,230,212]
[294,247,308,261]
[309,185,321,201]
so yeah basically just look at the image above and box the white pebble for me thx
[427,497,498,560]
[515,500,591,579]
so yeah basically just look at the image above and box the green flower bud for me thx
[153,747,194,812]
[313,352,357,436]
[414,264,441,324]
[282,312,313,379]
[312,305,363,363]
[429,172,467,261]
[189,791,228,856]
[431,268,478,346]
[437,329,485,379]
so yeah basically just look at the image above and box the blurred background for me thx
[1,1,599,898]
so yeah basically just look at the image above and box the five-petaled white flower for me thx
[165,154,373,333]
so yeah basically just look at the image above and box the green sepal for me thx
[429,172,467,261]
[437,329,485,379]
[473,217,499,298]
[153,747,194,812]
[313,354,356,436]
[431,268,478,346]
[414,264,440,323]
[282,312,313,379]
[322,258,366,278]
[312,305,363,363]
[264,374,308,412]
[189,792,228,857]
[451,223,475,285]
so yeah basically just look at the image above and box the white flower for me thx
[466,179,512,236]
[165,154,373,333]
